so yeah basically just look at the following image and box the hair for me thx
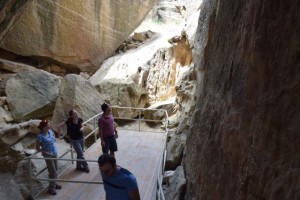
[68,109,74,117]
[68,109,79,121]
[98,154,116,167]
[101,103,109,112]
[38,120,49,130]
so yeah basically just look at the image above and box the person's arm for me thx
[36,140,51,155]
[57,121,66,139]
[126,174,140,200]
[79,118,84,132]
[36,140,41,152]
[128,188,140,200]
[114,122,118,138]
[98,120,105,147]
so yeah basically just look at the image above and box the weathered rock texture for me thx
[0,58,38,73]
[89,30,175,114]
[90,52,148,110]
[164,166,186,200]
[5,70,61,122]
[184,0,300,200]
[51,74,104,134]
[0,0,30,44]
[0,107,12,125]
[0,0,158,73]
[146,48,176,104]
[0,119,41,199]
[0,120,40,171]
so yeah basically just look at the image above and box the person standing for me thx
[98,154,140,200]
[36,120,62,195]
[98,103,118,157]
[57,109,90,173]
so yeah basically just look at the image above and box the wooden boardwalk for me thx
[36,129,167,200]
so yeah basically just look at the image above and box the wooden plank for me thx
[36,129,166,200]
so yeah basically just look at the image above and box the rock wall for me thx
[184,0,300,200]
[0,0,158,73]
[0,0,30,44]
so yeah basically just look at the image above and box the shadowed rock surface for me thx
[184,0,300,199]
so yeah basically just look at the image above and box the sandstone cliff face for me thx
[0,0,158,72]
[0,0,30,44]
[184,0,300,199]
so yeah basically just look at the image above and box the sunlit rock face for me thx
[184,0,300,199]
[0,0,158,73]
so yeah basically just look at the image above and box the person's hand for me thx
[42,151,52,156]
[115,132,118,139]
[101,140,105,147]
[48,152,54,156]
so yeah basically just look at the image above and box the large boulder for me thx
[5,70,61,122]
[52,74,104,134]
[0,0,159,73]
[0,59,39,97]
[144,100,176,123]
[89,40,168,110]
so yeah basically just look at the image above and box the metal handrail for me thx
[82,112,102,142]
[27,106,168,199]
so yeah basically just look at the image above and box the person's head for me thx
[101,103,111,114]
[98,154,117,177]
[68,109,78,119]
[38,120,50,131]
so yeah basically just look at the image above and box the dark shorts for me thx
[102,135,118,154]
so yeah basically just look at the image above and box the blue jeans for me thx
[71,137,89,169]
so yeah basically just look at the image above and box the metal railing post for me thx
[94,118,97,143]
[28,156,34,199]
[165,118,167,131]
[138,109,141,131]
[70,143,74,164]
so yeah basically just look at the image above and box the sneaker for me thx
[55,184,62,190]
[76,167,84,171]
[48,189,57,195]
[76,167,90,173]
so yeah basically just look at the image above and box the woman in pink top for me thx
[98,103,118,157]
